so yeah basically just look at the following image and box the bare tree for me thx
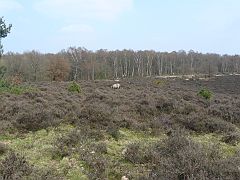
[25,50,42,81]
[67,47,85,81]
[2,47,240,81]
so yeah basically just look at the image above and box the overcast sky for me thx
[1,0,240,54]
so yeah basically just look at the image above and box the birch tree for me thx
[67,47,85,81]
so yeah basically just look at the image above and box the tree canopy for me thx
[0,17,12,57]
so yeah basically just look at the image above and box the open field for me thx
[0,76,240,179]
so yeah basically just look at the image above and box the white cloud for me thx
[34,0,133,21]
[0,0,23,12]
[59,24,94,33]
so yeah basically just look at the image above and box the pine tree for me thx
[0,17,12,58]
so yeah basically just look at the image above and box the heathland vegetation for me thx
[0,76,240,179]
[0,17,240,180]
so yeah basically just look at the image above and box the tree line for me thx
[1,17,240,82]
[0,48,240,82]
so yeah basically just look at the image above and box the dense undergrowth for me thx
[0,76,240,179]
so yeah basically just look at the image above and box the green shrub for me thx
[0,66,6,78]
[68,81,81,93]
[198,89,212,100]
[154,79,166,86]
[0,79,11,88]
[0,79,35,94]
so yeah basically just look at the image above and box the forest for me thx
[1,48,240,82]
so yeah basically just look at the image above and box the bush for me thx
[107,125,120,140]
[14,109,55,132]
[179,103,197,115]
[123,142,152,164]
[156,97,176,114]
[78,104,112,129]
[78,140,108,179]
[30,167,62,180]
[53,128,108,179]
[0,152,62,180]
[88,142,108,154]
[79,147,108,180]
[115,130,240,180]
[208,105,240,125]
[154,79,166,86]
[0,79,10,88]
[0,152,33,179]
[177,114,236,134]
[136,99,156,117]
[0,142,8,155]
[76,140,108,179]
[68,81,81,93]
[221,132,240,146]
[52,127,104,159]
[198,89,212,100]
[123,143,141,163]
[0,66,7,78]
[0,79,35,94]
[146,131,240,180]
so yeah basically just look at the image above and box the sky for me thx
[1,0,240,55]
